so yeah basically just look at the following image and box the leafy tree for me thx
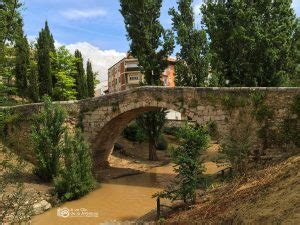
[202,0,297,86]
[120,0,174,85]
[154,124,210,204]
[136,109,167,160]
[15,18,29,98]
[0,0,22,54]
[0,45,17,106]
[74,50,88,99]
[36,21,55,97]
[86,59,95,97]
[221,112,256,175]
[169,0,210,86]
[52,46,77,101]
[120,0,174,160]
[31,96,66,182]
[53,130,96,201]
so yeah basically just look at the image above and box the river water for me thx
[31,164,175,225]
[31,161,223,225]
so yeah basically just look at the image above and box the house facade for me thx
[108,53,176,93]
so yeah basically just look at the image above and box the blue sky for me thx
[22,0,300,86]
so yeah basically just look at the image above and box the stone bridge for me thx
[2,87,300,177]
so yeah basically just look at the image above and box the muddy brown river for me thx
[31,162,223,225]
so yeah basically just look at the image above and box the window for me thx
[129,76,139,80]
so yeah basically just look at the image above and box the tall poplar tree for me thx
[86,60,95,97]
[202,0,296,87]
[169,0,210,87]
[120,0,174,160]
[120,0,174,85]
[37,21,55,97]
[15,18,29,98]
[74,50,87,99]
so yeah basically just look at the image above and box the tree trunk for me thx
[148,136,158,161]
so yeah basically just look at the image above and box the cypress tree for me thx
[74,50,87,99]
[169,0,210,87]
[28,60,39,102]
[86,60,95,97]
[15,18,29,98]
[202,0,297,87]
[37,21,54,97]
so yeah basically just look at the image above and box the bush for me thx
[155,135,168,150]
[53,130,96,201]
[163,126,179,136]
[220,112,256,175]
[154,124,210,204]
[123,121,147,143]
[205,120,219,140]
[31,96,66,182]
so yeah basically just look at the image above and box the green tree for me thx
[86,59,95,97]
[52,46,77,101]
[120,0,174,160]
[36,21,55,97]
[32,96,66,182]
[15,18,29,98]
[0,0,22,55]
[202,0,296,86]
[169,0,210,86]
[154,124,210,204]
[28,60,39,102]
[120,0,174,85]
[0,45,17,106]
[136,109,167,160]
[293,18,300,86]
[74,50,87,99]
[221,112,256,175]
[0,0,22,105]
[53,130,96,201]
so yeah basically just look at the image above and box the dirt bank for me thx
[164,154,300,224]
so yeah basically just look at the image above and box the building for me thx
[108,53,175,93]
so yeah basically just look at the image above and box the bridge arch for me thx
[80,87,230,177]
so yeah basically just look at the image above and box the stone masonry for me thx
[2,86,300,178]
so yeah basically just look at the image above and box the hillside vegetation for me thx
[165,154,300,224]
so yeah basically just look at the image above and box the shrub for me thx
[123,121,147,143]
[154,124,210,204]
[205,120,219,140]
[220,112,256,175]
[155,135,168,150]
[53,130,96,201]
[31,96,66,182]
[279,94,300,148]
[163,126,179,136]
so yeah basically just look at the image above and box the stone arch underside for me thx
[88,104,190,176]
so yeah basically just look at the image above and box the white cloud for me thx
[64,42,126,90]
[61,9,107,20]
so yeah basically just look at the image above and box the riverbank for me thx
[160,154,300,224]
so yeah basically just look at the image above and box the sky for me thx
[22,0,300,89]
